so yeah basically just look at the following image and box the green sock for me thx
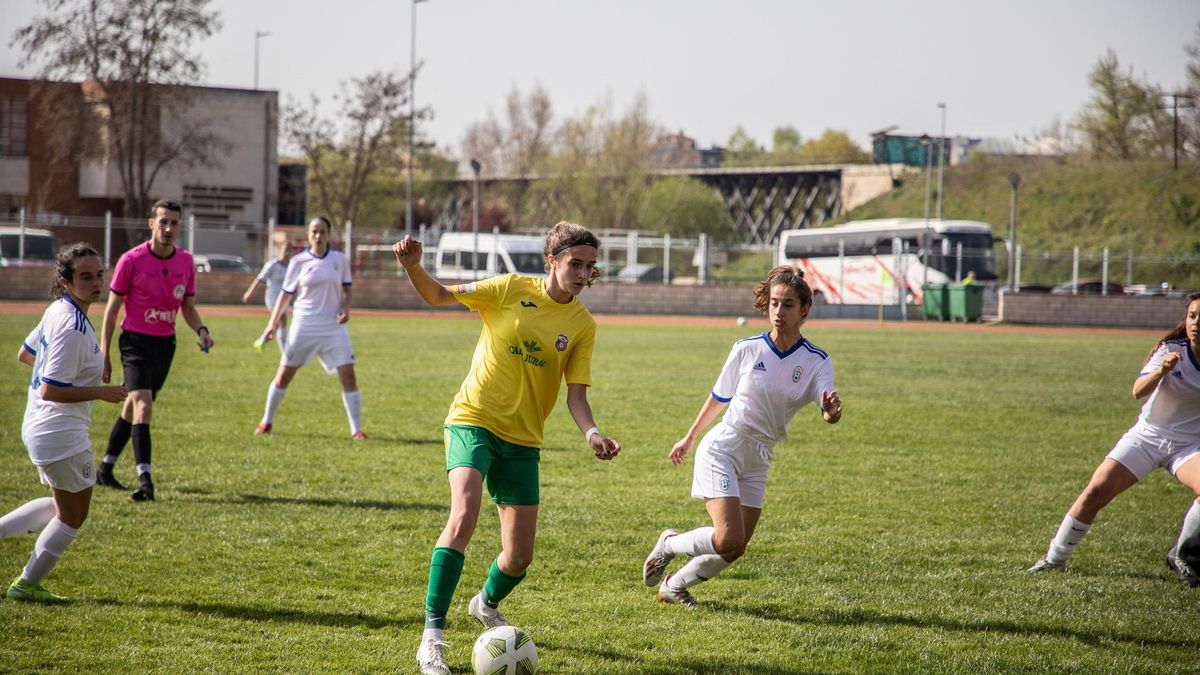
[424,547,465,629]
[482,556,526,608]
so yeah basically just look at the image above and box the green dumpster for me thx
[948,283,984,322]
[922,283,949,320]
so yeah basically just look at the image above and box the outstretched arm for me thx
[567,383,620,460]
[393,237,457,307]
[669,395,728,465]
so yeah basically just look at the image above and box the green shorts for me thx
[444,424,541,506]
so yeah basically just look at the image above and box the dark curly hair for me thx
[752,265,813,315]
[544,221,602,286]
[50,242,101,299]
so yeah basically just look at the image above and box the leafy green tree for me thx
[1075,48,1164,159]
[798,129,871,164]
[643,176,730,240]
[724,125,764,166]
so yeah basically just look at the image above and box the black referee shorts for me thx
[119,331,177,399]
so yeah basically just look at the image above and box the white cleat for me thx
[657,575,698,610]
[1026,558,1068,573]
[467,592,509,629]
[643,528,679,587]
[416,638,450,675]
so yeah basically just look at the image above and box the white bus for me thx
[776,219,997,304]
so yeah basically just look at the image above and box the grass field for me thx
[1,308,1197,673]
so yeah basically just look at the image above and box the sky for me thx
[2,0,1198,159]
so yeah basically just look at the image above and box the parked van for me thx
[434,233,546,280]
[0,226,59,266]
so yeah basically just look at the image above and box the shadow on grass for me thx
[88,596,421,630]
[712,602,1199,650]
[536,640,816,674]
[176,491,444,512]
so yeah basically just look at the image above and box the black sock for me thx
[131,423,152,475]
[104,417,133,463]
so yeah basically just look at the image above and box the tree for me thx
[1074,48,1164,159]
[1183,20,1200,159]
[723,126,764,167]
[461,85,556,228]
[798,129,871,164]
[12,0,225,218]
[285,69,418,229]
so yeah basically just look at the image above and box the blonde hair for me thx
[544,221,602,286]
[752,265,813,314]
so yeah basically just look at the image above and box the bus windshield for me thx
[929,232,996,280]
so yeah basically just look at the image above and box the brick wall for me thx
[999,291,1188,329]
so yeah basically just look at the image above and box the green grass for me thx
[1,310,1197,673]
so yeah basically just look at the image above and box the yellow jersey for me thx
[446,274,596,447]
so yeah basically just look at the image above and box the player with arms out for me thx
[255,216,365,439]
[393,221,621,675]
[642,265,842,608]
[1029,292,1200,586]
[97,200,213,501]
[244,239,293,352]
[2,244,127,602]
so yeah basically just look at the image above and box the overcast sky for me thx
[3,0,1198,157]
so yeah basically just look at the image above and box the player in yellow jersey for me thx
[393,221,622,675]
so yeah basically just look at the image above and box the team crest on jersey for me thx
[555,334,569,352]
[173,284,185,299]
[718,474,730,492]
[792,365,803,382]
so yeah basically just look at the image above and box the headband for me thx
[551,236,598,256]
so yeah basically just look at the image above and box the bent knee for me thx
[713,535,747,561]
[504,551,534,573]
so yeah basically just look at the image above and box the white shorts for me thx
[281,322,355,374]
[1106,424,1200,480]
[690,422,773,509]
[264,287,281,311]
[36,451,95,493]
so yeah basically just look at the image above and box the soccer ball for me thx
[472,625,538,675]
[736,316,748,327]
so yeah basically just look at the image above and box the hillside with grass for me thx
[844,156,1200,289]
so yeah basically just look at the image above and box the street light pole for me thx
[921,134,933,291]
[1008,172,1021,291]
[406,0,429,237]
[470,159,481,280]
[254,30,270,90]
[936,102,946,220]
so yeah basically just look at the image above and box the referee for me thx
[97,199,214,501]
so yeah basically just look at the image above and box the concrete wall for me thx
[999,291,1188,329]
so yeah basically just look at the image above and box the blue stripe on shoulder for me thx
[801,338,828,360]
[40,377,73,387]
[711,391,732,403]
[22,342,36,356]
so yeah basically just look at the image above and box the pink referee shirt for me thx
[109,242,196,337]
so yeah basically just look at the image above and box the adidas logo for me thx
[753,361,766,372]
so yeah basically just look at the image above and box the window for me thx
[0,97,29,157]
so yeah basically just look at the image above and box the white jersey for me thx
[22,296,103,463]
[1137,340,1200,442]
[711,332,835,447]
[282,248,352,328]
[257,258,288,294]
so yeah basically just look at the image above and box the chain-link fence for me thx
[999,245,1200,295]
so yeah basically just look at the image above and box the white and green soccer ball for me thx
[472,625,538,675]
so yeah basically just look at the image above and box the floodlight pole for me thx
[254,30,270,90]
[920,134,933,291]
[406,0,429,237]
[1008,172,1021,291]
[936,103,946,220]
[470,158,481,280]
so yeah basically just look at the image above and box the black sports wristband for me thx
[197,325,209,335]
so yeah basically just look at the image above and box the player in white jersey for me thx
[254,216,366,439]
[243,240,293,351]
[641,265,842,608]
[2,244,127,602]
[1029,292,1200,586]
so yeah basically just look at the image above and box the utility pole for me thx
[1161,92,1196,169]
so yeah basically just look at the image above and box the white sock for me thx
[21,518,78,585]
[136,463,151,477]
[422,628,444,643]
[665,526,717,557]
[277,326,288,351]
[342,390,362,434]
[263,383,287,425]
[1046,514,1091,564]
[0,497,56,540]
[1175,500,1200,558]
[668,554,731,590]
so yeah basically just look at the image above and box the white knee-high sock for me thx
[1174,500,1200,558]
[342,390,362,434]
[668,554,731,590]
[262,383,287,425]
[21,518,78,584]
[665,526,717,557]
[0,497,56,540]
[1046,514,1091,564]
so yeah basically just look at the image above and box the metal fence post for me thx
[626,231,638,279]
[1014,245,1022,291]
[1072,246,1080,295]
[188,214,196,254]
[346,219,353,268]
[1126,250,1133,287]
[663,234,671,284]
[18,208,26,263]
[104,211,112,269]
[698,233,709,285]
[838,240,845,304]
[1101,247,1109,296]
[955,242,963,282]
